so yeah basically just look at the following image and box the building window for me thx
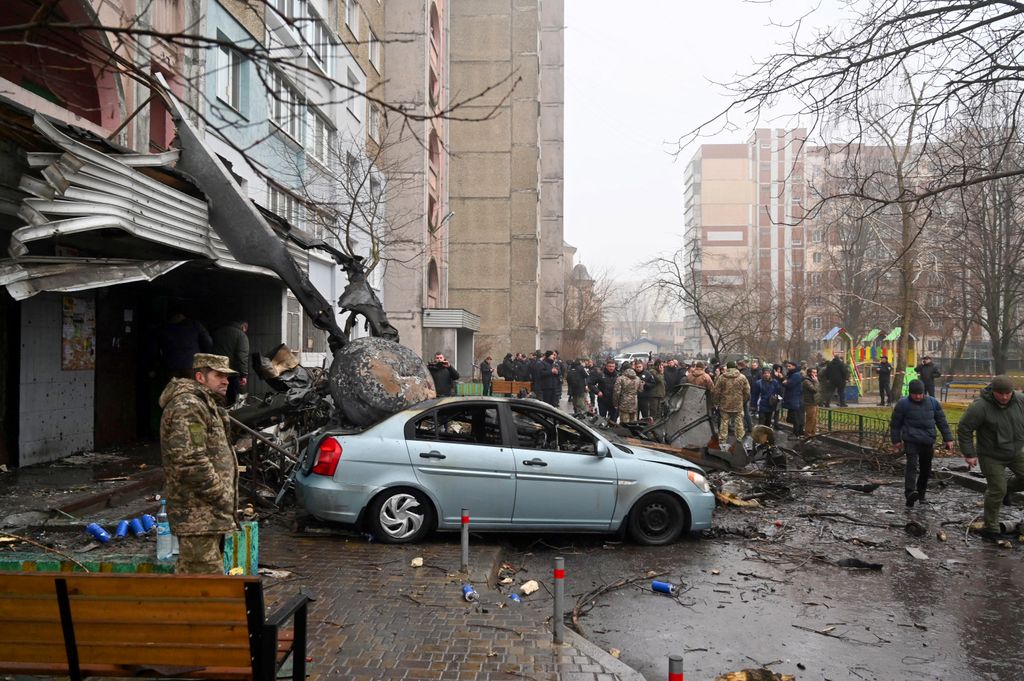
[217,43,243,111]
[812,229,823,243]
[268,69,302,140]
[369,30,381,71]
[368,103,381,142]
[345,0,359,36]
[809,272,822,287]
[812,251,823,264]
[272,0,296,19]
[347,69,361,118]
[809,316,822,331]
[269,183,302,227]
[306,10,337,77]
[286,294,302,349]
[309,108,335,165]
[345,152,360,187]
[791,239,802,246]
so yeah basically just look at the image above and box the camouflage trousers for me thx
[721,411,744,441]
[177,534,225,574]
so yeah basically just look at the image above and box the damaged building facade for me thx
[0,0,566,469]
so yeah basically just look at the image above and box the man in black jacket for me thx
[822,355,850,407]
[592,359,620,422]
[513,353,531,382]
[479,356,493,396]
[876,358,893,405]
[915,356,941,398]
[890,379,954,507]
[428,352,460,397]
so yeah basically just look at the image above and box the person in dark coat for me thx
[567,360,590,416]
[822,355,850,407]
[875,358,893,405]
[592,359,620,422]
[663,359,683,394]
[538,351,560,407]
[528,351,545,395]
[915,356,942,398]
[750,368,783,426]
[781,360,805,436]
[212,320,249,406]
[890,379,954,507]
[479,356,493,396]
[158,308,213,379]
[428,352,460,397]
[498,353,515,381]
[513,353,530,382]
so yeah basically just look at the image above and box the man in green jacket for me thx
[957,375,1024,539]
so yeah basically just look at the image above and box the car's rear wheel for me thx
[627,492,686,545]
[368,488,434,543]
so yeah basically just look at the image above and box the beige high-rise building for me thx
[447,0,565,358]
[682,129,809,356]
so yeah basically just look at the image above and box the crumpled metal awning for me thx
[0,256,186,300]
[2,113,307,298]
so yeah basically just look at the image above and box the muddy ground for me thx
[497,441,1023,681]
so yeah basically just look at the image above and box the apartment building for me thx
[446,0,565,358]
[682,129,809,356]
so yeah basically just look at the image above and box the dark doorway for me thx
[0,291,19,467]
[94,285,142,448]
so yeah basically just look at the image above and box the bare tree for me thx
[561,265,613,359]
[644,245,759,361]
[606,281,654,344]
[685,0,1024,199]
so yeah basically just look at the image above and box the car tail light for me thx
[311,437,342,476]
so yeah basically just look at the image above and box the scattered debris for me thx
[520,580,540,596]
[835,557,883,570]
[258,568,294,579]
[997,539,1013,549]
[715,670,795,681]
[608,648,621,659]
[410,556,423,568]
[937,530,947,542]
[905,547,929,560]
[716,491,760,507]
[905,520,928,537]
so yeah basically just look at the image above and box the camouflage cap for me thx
[192,353,237,375]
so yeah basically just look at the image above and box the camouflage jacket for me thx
[713,368,751,412]
[159,379,239,536]
[686,368,715,392]
[613,369,643,413]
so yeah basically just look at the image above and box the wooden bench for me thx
[0,572,311,681]
[491,379,533,396]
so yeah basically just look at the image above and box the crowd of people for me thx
[449,350,875,443]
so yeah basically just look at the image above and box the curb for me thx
[562,629,646,681]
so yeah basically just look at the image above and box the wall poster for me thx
[61,295,96,370]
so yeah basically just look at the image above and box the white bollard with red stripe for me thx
[668,654,684,681]
[553,556,565,644]
[460,508,469,572]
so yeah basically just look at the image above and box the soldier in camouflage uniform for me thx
[159,353,240,574]
[613,368,643,423]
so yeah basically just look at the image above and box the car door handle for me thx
[522,458,548,467]
[419,451,446,460]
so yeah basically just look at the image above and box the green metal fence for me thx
[817,408,959,447]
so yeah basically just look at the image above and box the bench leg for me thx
[55,578,83,681]
[292,601,308,681]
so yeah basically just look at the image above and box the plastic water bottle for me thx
[155,500,173,560]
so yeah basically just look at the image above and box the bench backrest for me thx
[0,572,261,678]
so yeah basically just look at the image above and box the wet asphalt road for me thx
[491,463,1024,681]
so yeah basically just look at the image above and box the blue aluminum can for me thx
[652,580,680,596]
[461,584,479,602]
[85,523,111,543]
[141,514,156,532]
[507,593,521,603]
[114,520,129,538]
[129,518,145,537]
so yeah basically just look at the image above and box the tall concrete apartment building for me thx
[682,129,808,355]
[447,0,565,357]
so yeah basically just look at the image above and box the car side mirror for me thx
[595,441,610,458]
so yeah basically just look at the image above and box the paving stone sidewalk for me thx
[259,524,641,681]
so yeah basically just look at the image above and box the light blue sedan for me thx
[294,397,715,545]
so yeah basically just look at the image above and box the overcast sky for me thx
[563,0,827,280]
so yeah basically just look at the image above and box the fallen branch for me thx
[798,512,902,529]
[0,532,90,572]
[570,571,666,634]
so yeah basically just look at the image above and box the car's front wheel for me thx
[367,488,435,543]
[627,492,687,545]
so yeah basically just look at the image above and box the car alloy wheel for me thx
[369,489,434,543]
[628,491,685,546]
